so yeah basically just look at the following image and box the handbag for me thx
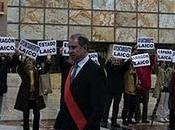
[39,73,52,96]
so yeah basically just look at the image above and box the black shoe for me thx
[142,120,150,123]
[100,121,108,128]
[168,126,175,130]
[122,120,128,126]
[135,119,140,124]
[128,120,136,124]
[111,122,121,128]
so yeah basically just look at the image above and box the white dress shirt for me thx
[71,55,89,78]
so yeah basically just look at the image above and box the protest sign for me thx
[132,53,150,67]
[62,41,69,56]
[38,40,57,56]
[172,51,175,63]
[112,44,132,59]
[0,37,15,53]
[88,52,100,65]
[18,39,40,60]
[157,49,173,62]
[137,37,154,50]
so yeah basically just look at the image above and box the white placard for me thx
[112,45,132,59]
[37,40,57,56]
[157,49,173,62]
[132,53,150,67]
[172,51,175,63]
[137,37,154,50]
[62,41,69,56]
[0,37,16,53]
[88,52,100,65]
[18,39,40,60]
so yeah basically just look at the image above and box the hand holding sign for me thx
[46,54,52,62]
[62,41,69,56]
[88,52,100,65]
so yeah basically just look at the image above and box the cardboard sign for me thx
[172,51,175,63]
[38,40,57,56]
[137,37,154,50]
[0,37,15,53]
[157,49,173,62]
[62,41,69,56]
[112,45,132,59]
[18,39,40,60]
[88,52,100,65]
[132,53,150,67]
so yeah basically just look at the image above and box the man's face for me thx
[161,62,166,69]
[25,58,34,70]
[110,57,122,65]
[68,37,87,62]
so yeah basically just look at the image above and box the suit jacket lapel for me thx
[72,60,91,83]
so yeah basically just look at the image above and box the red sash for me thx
[64,69,87,130]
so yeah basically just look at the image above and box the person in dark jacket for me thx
[14,55,51,130]
[101,56,129,128]
[169,66,175,130]
[0,54,13,115]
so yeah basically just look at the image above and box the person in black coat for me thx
[14,55,51,130]
[56,34,106,130]
[169,68,175,130]
[101,56,129,128]
[0,54,13,114]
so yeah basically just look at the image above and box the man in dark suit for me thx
[56,33,106,130]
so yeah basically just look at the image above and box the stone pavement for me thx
[0,73,170,130]
[0,123,169,130]
[0,125,109,130]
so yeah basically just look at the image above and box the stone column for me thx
[0,0,7,36]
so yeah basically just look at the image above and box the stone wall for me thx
[0,15,7,36]
[0,0,7,36]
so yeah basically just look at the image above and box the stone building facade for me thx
[6,0,175,45]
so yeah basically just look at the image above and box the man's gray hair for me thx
[70,33,89,50]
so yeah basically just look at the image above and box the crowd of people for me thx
[0,33,175,130]
[100,53,174,128]
[0,53,51,130]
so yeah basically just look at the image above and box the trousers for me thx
[102,93,122,123]
[23,100,40,130]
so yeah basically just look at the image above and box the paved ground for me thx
[0,123,169,130]
[0,73,170,130]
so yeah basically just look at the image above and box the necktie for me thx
[71,63,79,81]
